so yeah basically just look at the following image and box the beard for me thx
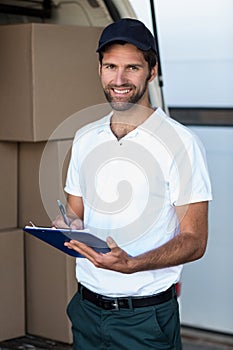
[103,80,149,111]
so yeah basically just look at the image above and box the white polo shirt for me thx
[65,107,212,297]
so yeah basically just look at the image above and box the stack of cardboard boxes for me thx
[0,143,24,341]
[0,23,107,343]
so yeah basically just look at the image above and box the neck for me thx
[111,103,154,125]
[110,103,154,140]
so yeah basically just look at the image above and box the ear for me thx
[148,65,158,83]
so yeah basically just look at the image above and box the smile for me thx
[112,88,131,94]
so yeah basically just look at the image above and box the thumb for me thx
[106,236,118,249]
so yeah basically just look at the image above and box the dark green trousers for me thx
[67,290,182,350]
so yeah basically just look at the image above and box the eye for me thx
[128,65,139,71]
[104,64,116,70]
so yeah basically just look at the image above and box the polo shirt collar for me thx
[96,107,163,137]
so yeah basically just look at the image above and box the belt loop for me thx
[127,297,133,309]
[172,284,176,298]
[78,283,84,300]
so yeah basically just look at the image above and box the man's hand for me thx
[52,214,84,230]
[52,194,84,229]
[64,236,134,274]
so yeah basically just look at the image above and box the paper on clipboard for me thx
[23,225,110,257]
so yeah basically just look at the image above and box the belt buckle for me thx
[111,298,119,310]
[101,296,119,310]
[112,297,132,310]
[102,297,132,310]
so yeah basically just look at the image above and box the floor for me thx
[0,328,233,350]
[181,327,233,350]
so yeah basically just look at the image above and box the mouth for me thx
[108,86,134,99]
[112,88,131,95]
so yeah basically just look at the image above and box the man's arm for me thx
[64,201,209,273]
[129,201,208,271]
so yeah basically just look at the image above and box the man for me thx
[53,18,212,349]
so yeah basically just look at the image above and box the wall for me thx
[180,126,233,334]
[129,0,233,108]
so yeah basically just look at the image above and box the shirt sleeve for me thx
[169,130,212,206]
[64,132,83,197]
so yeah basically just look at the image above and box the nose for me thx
[113,68,128,86]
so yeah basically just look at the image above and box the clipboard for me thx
[23,226,110,258]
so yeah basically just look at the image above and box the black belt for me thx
[78,283,176,310]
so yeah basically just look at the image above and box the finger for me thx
[52,215,70,229]
[106,236,118,249]
[65,240,100,262]
[70,219,83,230]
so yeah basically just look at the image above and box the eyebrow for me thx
[102,62,144,68]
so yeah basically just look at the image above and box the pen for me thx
[57,200,70,227]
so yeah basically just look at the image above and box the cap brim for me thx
[96,37,153,52]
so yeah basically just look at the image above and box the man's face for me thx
[99,43,156,111]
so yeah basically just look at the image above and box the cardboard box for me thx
[19,140,72,227]
[0,229,25,341]
[0,23,107,141]
[0,142,17,229]
[19,140,77,342]
[25,233,77,343]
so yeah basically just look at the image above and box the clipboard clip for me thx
[29,221,37,227]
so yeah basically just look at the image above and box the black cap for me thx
[96,18,157,55]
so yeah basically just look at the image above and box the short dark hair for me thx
[98,42,157,71]
[141,49,157,70]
